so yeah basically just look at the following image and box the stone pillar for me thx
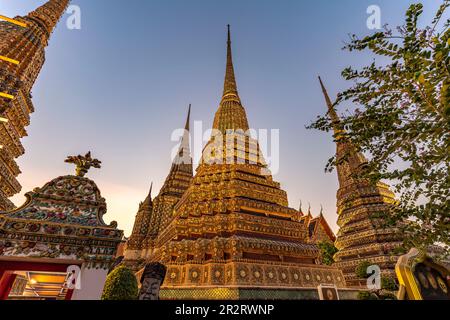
[71,265,108,300]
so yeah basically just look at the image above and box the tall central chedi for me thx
[0,0,70,210]
[145,27,346,300]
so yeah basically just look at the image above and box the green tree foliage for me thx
[357,291,379,300]
[101,266,138,300]
[381,276,399,291]
[355,261,372,279]
[309,1,450,253]
[358,291,397,300]
[317,241,338,266]
[358,277,399,300]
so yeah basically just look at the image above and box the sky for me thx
[0,0,444,236]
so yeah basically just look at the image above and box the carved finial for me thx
[299,199,303,213]
[308,202,312,215]
[320,204,324,216]
[149,182,153,198]
[318,76,341,127]
[185,104,191,131]
[65,151,101,177]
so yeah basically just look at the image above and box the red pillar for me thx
[0,272,17,300]
[65,289,74,300]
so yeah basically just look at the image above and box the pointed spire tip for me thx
[185,104,191,131]
[227,25,231,44]
[222,25,238,97]
[318,76,325,89]
[318,75,340,125]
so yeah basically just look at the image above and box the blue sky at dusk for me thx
[0,0,444,235]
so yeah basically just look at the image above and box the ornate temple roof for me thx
[0,153,123,268]
[297,204,336,243]
[308,213,337,243]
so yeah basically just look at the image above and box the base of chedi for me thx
[155,235,346,300]
[151,172,347,299]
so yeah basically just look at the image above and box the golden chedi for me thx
[318,77,403,288]
[127,26,346,300]
[0,0,70,210]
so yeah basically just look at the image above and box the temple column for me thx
[64,289,74,300]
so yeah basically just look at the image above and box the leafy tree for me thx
[358,276,399,300]
[317,241,338,266]
[358,290,397,300]
[309,1,450,253]
[357,291,379,300]
[101,266,138,300]
[381,276,399,291]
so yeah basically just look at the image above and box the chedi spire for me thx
[27,0,71,36]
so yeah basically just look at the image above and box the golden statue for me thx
[65,152,102,177]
